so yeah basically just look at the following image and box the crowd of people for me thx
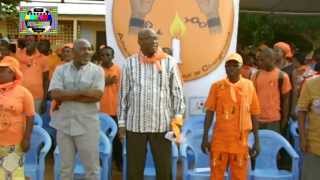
[0,28,319,180]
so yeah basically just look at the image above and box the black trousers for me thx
[111,116,123,169]
[126,131,172,180]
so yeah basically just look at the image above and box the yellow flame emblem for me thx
[170,13,186,38]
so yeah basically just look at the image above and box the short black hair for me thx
[294,52,307,65]
[0,39,9,49]
[17,38,26,49]
[26,42,37,56]
[9,43,16,53]
[100,45,114,56]
[37,39,51,55]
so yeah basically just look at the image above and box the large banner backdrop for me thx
[105,0,239,117]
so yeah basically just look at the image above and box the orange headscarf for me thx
[0,56,23,89]
[139,48,167,71]
[274,42,293,59]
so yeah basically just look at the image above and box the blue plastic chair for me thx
[122,140,179,180]
[289,121,300,155]
[99,112,118,179]
[182,115,205,135]
[24,126,52,180]
[289,121,303,174]
[99,112,118,141]
[34,113,43,127]
[180,129,228,180]
[41,101,56,142]
[53,131,111,180]
[248,130,300,180]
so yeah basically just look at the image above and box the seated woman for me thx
[0,56,35,179]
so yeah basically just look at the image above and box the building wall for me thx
[0,21,8,37]
[79,21,105,49]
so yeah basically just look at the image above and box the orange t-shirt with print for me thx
[20,54,49,100]
[0,85,35,146]
[205,77,260,153]
[253,68,292,122]
[100,64,121,116]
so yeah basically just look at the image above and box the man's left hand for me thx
[21,138,31,152]
[250,142,260,159]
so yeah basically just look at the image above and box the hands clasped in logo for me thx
[128,0,221,34]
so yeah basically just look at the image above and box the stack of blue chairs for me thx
[122,140,179,180]
[99,112,118,179]
[24,126,52,180]
[53,131,111,180]
[180,129,229,180]
[248,130,300,180]
[34,113,43,127]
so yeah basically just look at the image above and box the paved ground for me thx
[44,151,183,180]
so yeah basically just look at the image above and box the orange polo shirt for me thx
[205,77,260,153]
[20,54,49,100]
[100,64,121,116]
[0,85,35,146]
[253,68,292,122]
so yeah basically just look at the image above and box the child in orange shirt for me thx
[202,53,261,180]
[0,56,35,179]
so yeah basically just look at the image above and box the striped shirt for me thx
[118,54,185,133]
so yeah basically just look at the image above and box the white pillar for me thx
[73,19,78,41]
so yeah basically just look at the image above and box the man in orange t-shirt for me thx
[202,53,261,180]
[99,46,123,169]
[20,40,49,114]
[254,47,292,133]
[0,56,35,179]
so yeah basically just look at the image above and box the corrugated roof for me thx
[240,0,320,14]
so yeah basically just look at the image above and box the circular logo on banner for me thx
[112,0,234,81]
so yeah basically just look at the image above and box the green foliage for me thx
[0,0,20,20]
[238,13,320,51]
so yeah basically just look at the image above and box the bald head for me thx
[138,28,159,57]
[73,39,91,52]
[257,47,276,70]
[138,28,157,41]
[260,47,275,59]
[72,39,92,67]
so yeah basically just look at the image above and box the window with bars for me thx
[6,20,74,50]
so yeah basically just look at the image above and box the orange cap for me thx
[274,42,293,59]
[0,56,23,81]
